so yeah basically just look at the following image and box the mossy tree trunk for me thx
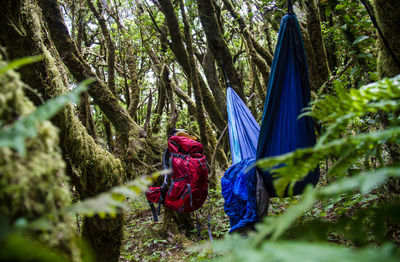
[202,48,227,119]
[0,62,80,261]
[305,0,330,91]
[373,0,400,78]
[152,79,167,134]
[78,92,98,142]
[162,66,179,136]
[127,53,141,121]
[0,1,125,261]
[373,0,400,164]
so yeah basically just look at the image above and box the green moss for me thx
[24,1,124,197]
[20,3,125,260]
[0,62,80,261]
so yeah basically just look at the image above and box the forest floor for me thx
[119,168,400,261]
[119,171,229,261]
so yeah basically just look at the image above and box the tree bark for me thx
[373,0,400,78]
[0,1,125,261]
[202,49,227,119]
[104,117,115,151]
[86,0,117,96]
[162,66,179,136]
[78,92,98,142]
[373,0,400,164]
[196,0,245,100]
[152,80,166,134]
[155,0,226,132]
[144,91,153,133]
[305,0,330,91]
[127,52,141,120]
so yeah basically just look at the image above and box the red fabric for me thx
[145,187,162,203]
[168,136,204,155]
[145,135,208,213]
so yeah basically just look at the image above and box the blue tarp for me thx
[221,13,320,232]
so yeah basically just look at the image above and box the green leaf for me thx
[69,175,152,217]
[253,166,400,242]
[0,235,69,262]
[320,167,400,196]
[325,6,332,17]
[256,242,399,262]
[0,55,43,75]
[353,35,369,45]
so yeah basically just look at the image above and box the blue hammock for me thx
[227,87,260,164]
[223,87,259,232]
[222,13,320,232]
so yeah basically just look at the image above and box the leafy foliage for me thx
[70,173,161,218]
[257,76,400,196]
[211,167,400,261]
[320,0,377,84]
[213,237,399,262]
[0,234,69,262]
[310,75,400,145]
[1,171,159,262]
[211,75,400,261]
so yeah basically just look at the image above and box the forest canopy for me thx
[0,0,399,261]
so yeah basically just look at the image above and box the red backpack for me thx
[146,135,208,218]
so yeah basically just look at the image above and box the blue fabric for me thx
[227,87,260,164]
[223,88,259,232]
[256,14,319,197]
[221,13,320,232]
[221,157,257,232]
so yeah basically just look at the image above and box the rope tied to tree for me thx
[222,64,230,88]
[288,0,294,14]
